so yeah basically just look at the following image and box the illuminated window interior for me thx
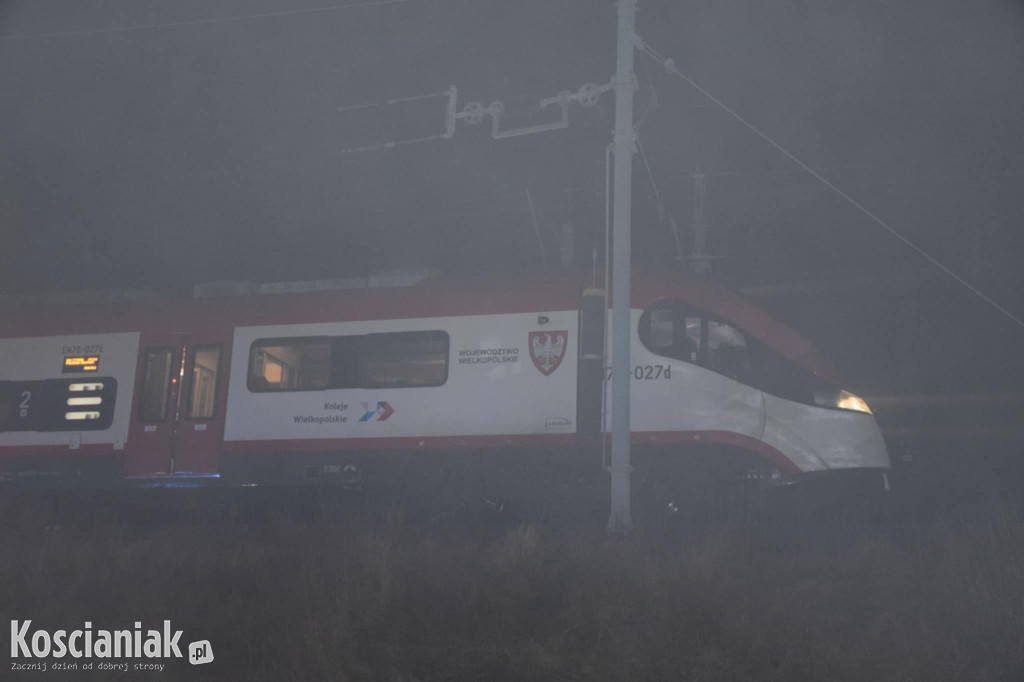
[248,332,449,392]
[250,341,331,391]
[188,346,221,418]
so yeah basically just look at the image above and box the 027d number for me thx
[605,365,672,380]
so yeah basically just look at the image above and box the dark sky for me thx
[2,0,1023,324]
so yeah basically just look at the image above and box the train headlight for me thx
[814,389,873,415]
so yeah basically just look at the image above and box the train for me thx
[0,269,890,516]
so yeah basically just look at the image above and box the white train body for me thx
[0,271,889,491]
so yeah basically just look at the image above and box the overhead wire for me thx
[0,0,412,40]
[334,91,444,156]
[634,36,1024,330]
[336,133,446,155]
[336,90,449,113]
[632,56,685,261]
[636,133,685,261]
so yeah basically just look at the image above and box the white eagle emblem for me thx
[528,331,567,376]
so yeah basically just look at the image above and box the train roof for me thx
[0,270,842,384]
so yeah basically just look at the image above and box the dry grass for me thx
[2,493,1024,681]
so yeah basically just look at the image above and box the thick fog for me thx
[1,0,1021,305]
[3,7,1024,679]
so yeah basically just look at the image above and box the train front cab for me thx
[629,295,891,516]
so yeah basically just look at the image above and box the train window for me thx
[187,346,221,418]
[706,321,752,383]
[650,307,675,348]
[745,342,835,406]
[329,336,363,389]
[640,301,757,383]
[361,331,449,388]
[639,300,701,363]
[248,332,449,392]
[640,301,838,404]
[249,338,331,391]
[138,348,173,421]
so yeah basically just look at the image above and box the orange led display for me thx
[62,356,100,373]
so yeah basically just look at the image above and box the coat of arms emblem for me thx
[528,331,567,376]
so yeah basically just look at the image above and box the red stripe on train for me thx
[220,430,802,474]
[0,430,801,477]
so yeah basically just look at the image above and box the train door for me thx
[124,333,228,477]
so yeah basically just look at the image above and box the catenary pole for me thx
[607,0,636,533]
